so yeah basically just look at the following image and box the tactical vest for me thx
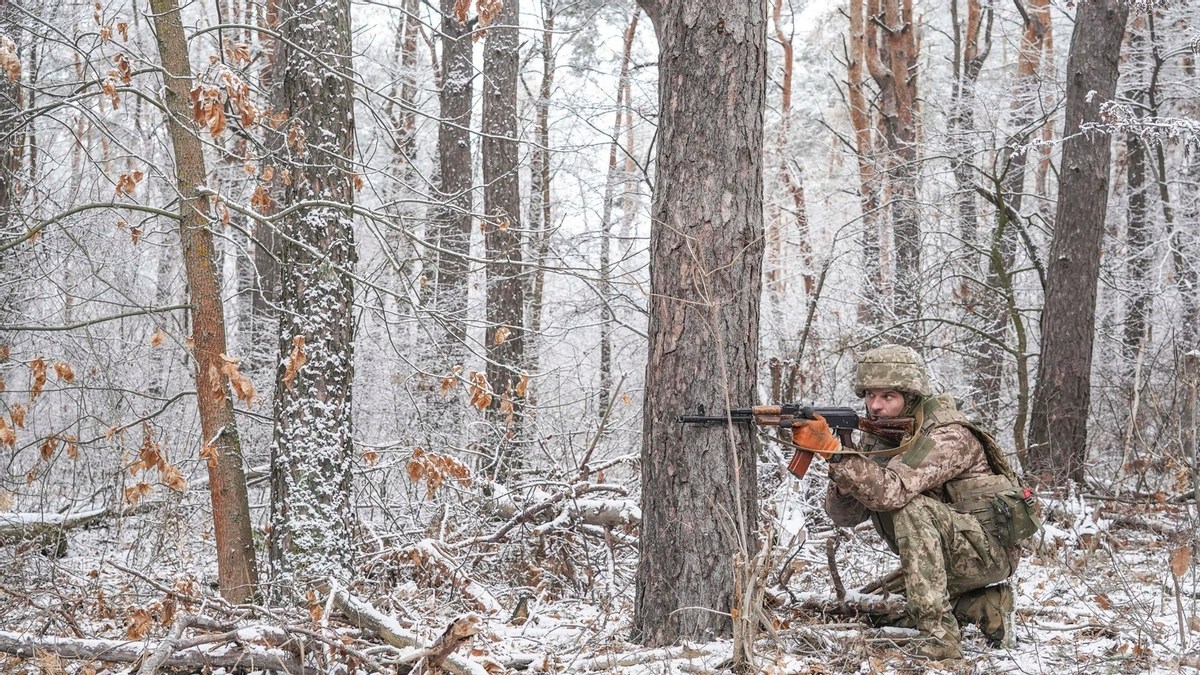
[865,395,1040,549]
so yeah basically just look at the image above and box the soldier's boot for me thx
[954,583,1014,648]
[905,613,963,661]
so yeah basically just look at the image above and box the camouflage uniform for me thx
[825,345,1019,660]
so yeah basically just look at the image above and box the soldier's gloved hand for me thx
[792,413,842,459]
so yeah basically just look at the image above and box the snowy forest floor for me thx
[1,472,1199,674]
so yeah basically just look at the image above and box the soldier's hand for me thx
[791,413,842,458]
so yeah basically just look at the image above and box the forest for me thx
[0,0,1198,672]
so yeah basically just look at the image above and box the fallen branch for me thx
[331,586,489,675]
[407,614,481,674]
[461,482,629,546]
[0,630,310,673]
[789,590,906,618]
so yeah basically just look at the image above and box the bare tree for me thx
[481,0,526,476]
[148,0,258,603]
[1026,0,1129,486]
[632,0,765,646]
[266,0,358,584]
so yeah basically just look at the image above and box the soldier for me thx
[790,344,1036,660]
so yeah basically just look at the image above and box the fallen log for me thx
[0,630,310,673]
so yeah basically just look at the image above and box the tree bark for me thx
[525,0,556,411]
[847,0,883,327]
[267,0,358,584]
[1026,0,1129,486]
[867,0,920,346]
[632,0,765,646]
[481,0,525,476]
[148,0,259,603]
[431,0,474,413]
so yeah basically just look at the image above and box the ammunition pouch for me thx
[946,475,1041,548]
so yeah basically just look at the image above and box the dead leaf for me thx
[150,329,166,348]
[440,365,463,395]
[124,482,152,506]
[65,435,79,460]
[10,403,25,428]
[0,418,14,447]
[39,436,58,460]
[453,0,470,23]
[282,335,306,389]
[161,463,187,491]
[493,326,511,345]
[29,357,47,401]
[126,607,153,640]
[363,449,379,466]
[1094,593,1111,610]
[53,361,76,382]
[0,345,9,361]
[499,394,514,425]
[114,171,144,196]
[200,443,219,468]
[515,374,529,398]
[1170,545,1192,578]
[220,354,256,404]
[251,185,272,212]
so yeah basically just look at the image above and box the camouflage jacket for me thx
[824,422,993,527]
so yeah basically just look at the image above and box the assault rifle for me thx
[679,405,915,479]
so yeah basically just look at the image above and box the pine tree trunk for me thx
[148,0,259,602]
[847,0,883,327]
[431,0,474,408]
[481,0,525,476]
[267,0,357,584]
[632,0,765,646]
[866,0,920,346]
[1026,0,1129,486]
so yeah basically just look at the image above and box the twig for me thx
[826,530,848,602]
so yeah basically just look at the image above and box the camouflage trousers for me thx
[892,494,1012,647]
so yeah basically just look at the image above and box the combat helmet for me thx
[854,344,931,397]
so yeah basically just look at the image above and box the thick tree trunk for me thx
[632,0,765,646]
[148,0,258,603]
[481,0,525,475]
[1026,0,1129,486]
[431,0,474,413]
[267,0,358,584]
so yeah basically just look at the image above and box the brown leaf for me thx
[117,22,128,41]
[161,463,187,491]
[220,354,256,404]
[130,226,142,245]
[453,0,470,23]
[363,449,379,466]
[149,329,166,348]
[514,374,530,398]
[65,435,79,460]
[53,361,76,382]
[1094,593,1111,610]
[1170,545,1192,578]
[250,185,272,212]
[115,171,143,196]
[200,443,219,469]
[114,53,132,85]
[126,607,153,640]
[440,365,463,394]
[124,482,152,506]
[261,165,276,182]
[0,418,15,447]
[493,326,511,346]
[0,37,21,81]
[282,335,306,389]
[10,403,25,429]
[0,345,9,361]
[39,436,58,461]
[29,357,47,401]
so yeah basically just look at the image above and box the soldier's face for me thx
[864,389,905,418]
